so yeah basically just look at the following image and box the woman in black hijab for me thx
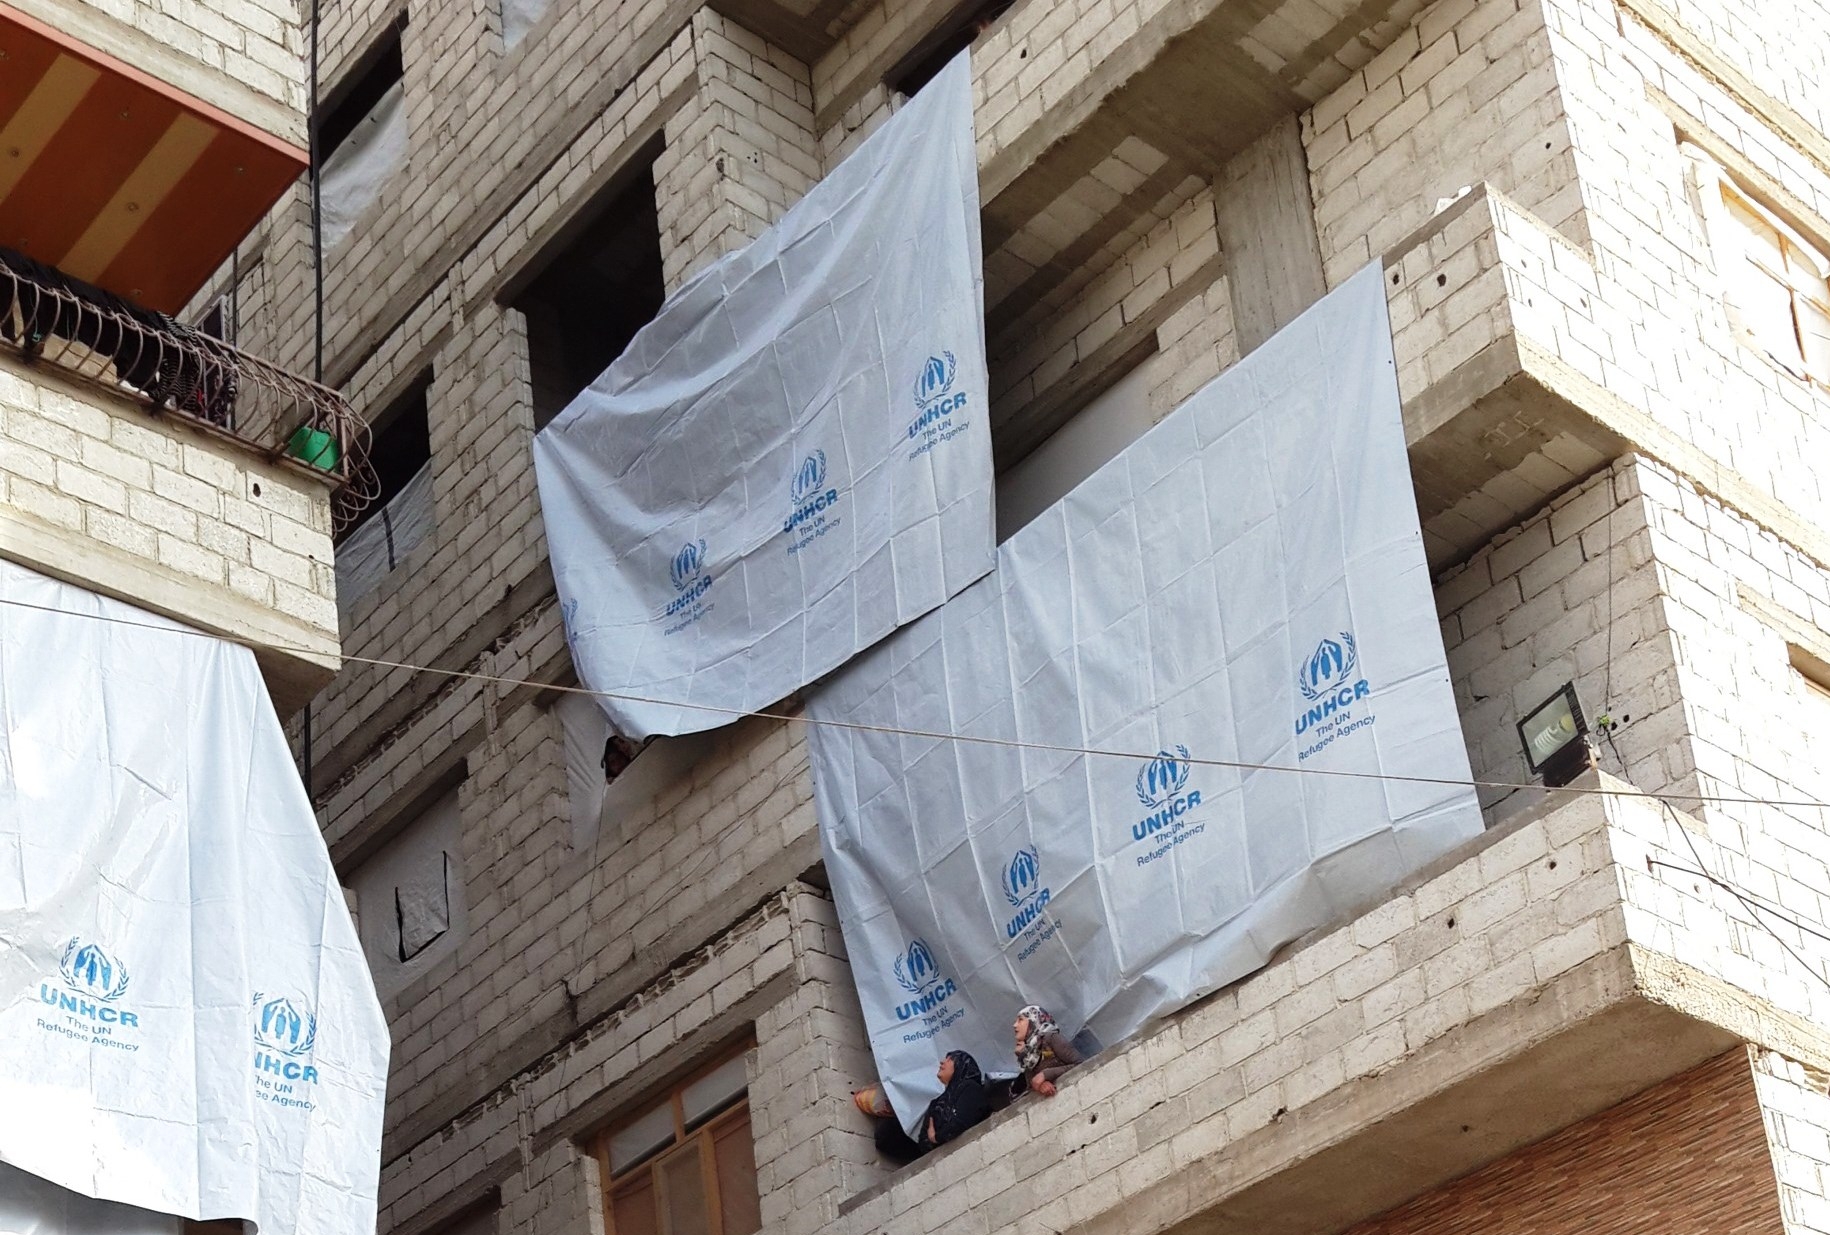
[871,1050,994,1162]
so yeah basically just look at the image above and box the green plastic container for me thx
[285,425,340,472]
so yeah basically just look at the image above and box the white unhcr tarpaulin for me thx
[534,53,993,740]
[0,561,388,1235]
[806,264,1484,1129]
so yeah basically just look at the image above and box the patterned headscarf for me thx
[1015,1004,1060,1074]
[920,1050,991,1148]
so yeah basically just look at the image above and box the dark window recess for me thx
[508,144,665,430]
[342,369,432,541]
[891,0,1014,98]
[314,21,405,161]
[196,295,233,346]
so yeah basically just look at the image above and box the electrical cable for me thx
[5,592,1830,815]
[1657,798,1830,994]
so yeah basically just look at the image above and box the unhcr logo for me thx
[783,450,841,546]
[253,992,321,1085]
[913,353,957,406]
[1132,745,1203,843]
[1001,847,1053,942]
[1295,631,1371,738]
[906,351,970,449]
[61,939,129,1001]
[670,539,707,592]
[1295,629,1375,756]
[663,537,713,629]
[1298,632,1358,701]
[891,938,957,1023]
[37,937,140,1029]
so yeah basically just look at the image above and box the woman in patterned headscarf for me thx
[1013,1005,1084,1098]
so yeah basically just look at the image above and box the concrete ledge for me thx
[824,777,1830,1235]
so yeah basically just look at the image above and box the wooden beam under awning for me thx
[0,3,305,313]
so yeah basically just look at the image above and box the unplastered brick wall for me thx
[10,0,306,144]
[251,0,703,386]
[1436,459,1684,821]
[0,359,338,640]
[1533,0,1830,527]
[1625,459,1830,1030]
[654,8,821,291]
[356,691,820,1149]
[1302,0,1588,286]
[1753,1049,1830,1235]
[1337,1050,1783,1235]
[375,886,883,1235]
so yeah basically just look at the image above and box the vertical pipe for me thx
[303,0,324,797]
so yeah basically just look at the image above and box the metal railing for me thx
[0,251,377,532]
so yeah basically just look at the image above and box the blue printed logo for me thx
[913,353,957,406]
[891,937,958,1027]
[1002,847,1041,907]
[1298,632,1358,701]
[252,991,321,1097]
[791,450,827,504]
[1135,746,1192,810]
[1294,629,1374,755]
[906,352,970,455]
[60,939,129,1001]
[254,993,317,1057]
[894,938,940,994]
[1130,745,1206,859]
[36,938,142,1035]
[1001,848,1056,952]
[662,539,713,632]
[783,451,842,551]
[670,540,707,592]
[560,597,580,641]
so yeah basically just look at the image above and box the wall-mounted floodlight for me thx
[1517,683,1594,787]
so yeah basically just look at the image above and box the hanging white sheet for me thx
[335,461,434,618]
[319,79,407,252]
[0,561,388,1235]
[534,53,993,740]
[806,263,1484,1131]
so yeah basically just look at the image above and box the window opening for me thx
[316,24,405,162]
[342,369,432,543]
[508,143,665,430]
[890,0,1015,98]
[591,1045,760,1235]
[315,21,408,250]
[1689,145,1830,386]
[395,850,451,962]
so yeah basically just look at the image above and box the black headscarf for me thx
[918,1050,992,1149]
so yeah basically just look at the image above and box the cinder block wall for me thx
[12,0,308,145]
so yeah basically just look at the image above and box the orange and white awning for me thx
[0,3,304,313]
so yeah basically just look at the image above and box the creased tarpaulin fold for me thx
[533,52,993,740]
[805,264,1485,1132]
[0,560,388,1235]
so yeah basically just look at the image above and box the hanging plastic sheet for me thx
[534,53,993,740]
[335,461,434,617]
[806,263,1484,1131]
[0,561,388,1235]
[319,79,407,251]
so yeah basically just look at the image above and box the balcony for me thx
[0,255,368,713]
[830,772,1830,1235]
[0,1,307,316]
[1383,182,1829,571]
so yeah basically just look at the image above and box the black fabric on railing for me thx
[0,247,239,427]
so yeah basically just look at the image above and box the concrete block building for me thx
[0,0,354,713]
[222,0,1830,1230]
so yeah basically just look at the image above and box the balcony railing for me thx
[0,249,376,531]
